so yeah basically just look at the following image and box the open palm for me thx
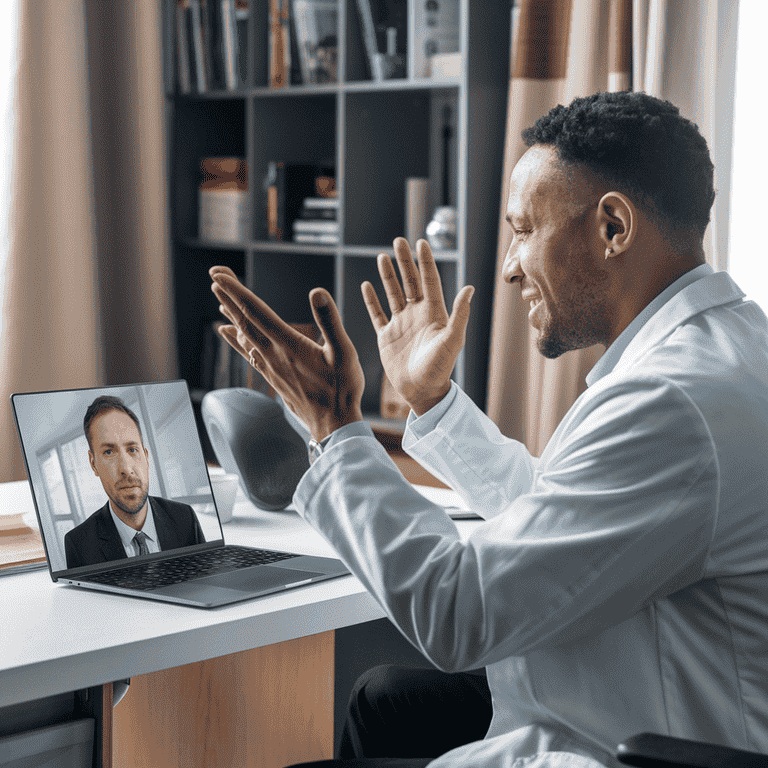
[362,238,474,416]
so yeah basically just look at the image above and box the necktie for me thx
[133,531,150,557]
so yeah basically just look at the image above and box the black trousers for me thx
[285,665,493,768]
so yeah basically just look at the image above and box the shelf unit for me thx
[162,0,510,431]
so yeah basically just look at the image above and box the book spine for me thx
[269,0,288,87]
[266,161,286,241]
[189,0,208,92]
[293,220,339,233]
[202,0,219,89]
[303,197,339,209]
[176,1,192,94]
[291,0,312,85]
[221,0,239,89]
[356,0,379,78]
[294,233,339,244]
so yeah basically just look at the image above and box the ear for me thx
[88,450,98,476]
[597,192,636,260]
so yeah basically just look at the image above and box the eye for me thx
[512,227,530,241]
[103,449,113,456]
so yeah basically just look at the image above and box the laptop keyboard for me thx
[83,546,297,591]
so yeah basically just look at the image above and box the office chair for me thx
[617,733,768,768]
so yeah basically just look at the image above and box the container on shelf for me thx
[198,157,248,243]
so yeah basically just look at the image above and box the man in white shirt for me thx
[210,91,768,768]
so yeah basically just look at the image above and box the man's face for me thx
[502,145,611,358]
[88,410,150,517]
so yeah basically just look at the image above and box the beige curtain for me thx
[0,0,176,482]
[486,0,737,454]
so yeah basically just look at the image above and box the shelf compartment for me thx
[171,98,246,242]
[344,88,459,247]
[250,93,337,241]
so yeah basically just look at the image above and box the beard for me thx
[535,265,611,359]
[111,488,149,516]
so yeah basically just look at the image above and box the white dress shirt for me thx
[109,499,161,556]
[295,267,768,768]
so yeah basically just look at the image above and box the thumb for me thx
[445,285,474,345]
[309,288,351,355]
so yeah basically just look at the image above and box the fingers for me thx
[416,239,444,305]
[376,252,406,313]
[309,288,351,356]
[361,281,388,332]
[212,273,304,348]
[445,285,475,344]
[393,237,422,303]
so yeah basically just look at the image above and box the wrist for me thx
[312,408,364,442]
[410,383,451,417]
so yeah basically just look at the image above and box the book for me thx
[220,0,240,89]
[176,0,193,94]
[303,196,339,209]
[269,0,291,88]
[203,0,223,89]
[293,219,339,234]
[189,0,208,92]
[408,0,460,79]
[236,0,249,86]
[291,0,338,84]
[0,514,46,574]
[294,232,339,244]
[265,163,334,241]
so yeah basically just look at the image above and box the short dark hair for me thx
[521,91,715,239]
[84,395,143,449]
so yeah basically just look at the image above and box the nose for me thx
[502,245,523,284]
[117,451,134,475]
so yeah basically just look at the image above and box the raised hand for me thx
[362,238,474,416]
[210,266,365,441]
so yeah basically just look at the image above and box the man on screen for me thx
[64,395,205,570]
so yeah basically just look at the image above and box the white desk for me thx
[0,478,471,767]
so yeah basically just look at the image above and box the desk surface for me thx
[1,478,468,709]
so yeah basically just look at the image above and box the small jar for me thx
[426,206,457,250]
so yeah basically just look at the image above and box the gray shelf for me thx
[164,0,510,423]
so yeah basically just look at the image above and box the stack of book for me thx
[293,197,339,245]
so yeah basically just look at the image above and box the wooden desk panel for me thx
[112,632,334,768]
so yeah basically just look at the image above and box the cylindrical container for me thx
[199,157,248,243]
[405,177,429,246]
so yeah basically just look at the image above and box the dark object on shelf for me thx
[265,162,334,241]
[617,732,768,768]
[202,388,310,511]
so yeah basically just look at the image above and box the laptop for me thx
[11,380,349,608]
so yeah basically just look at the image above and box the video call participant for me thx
[64,395,205,570]
[210,91,768,768]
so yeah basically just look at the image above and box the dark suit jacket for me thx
[64,496,205,570]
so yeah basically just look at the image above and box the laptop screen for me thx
[12,381,224,577]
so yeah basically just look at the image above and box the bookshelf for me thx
[163,0,510,439]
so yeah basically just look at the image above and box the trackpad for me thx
[199,565,324,593]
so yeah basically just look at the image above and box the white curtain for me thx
[633,0,739,270]
[0,1,20,338]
